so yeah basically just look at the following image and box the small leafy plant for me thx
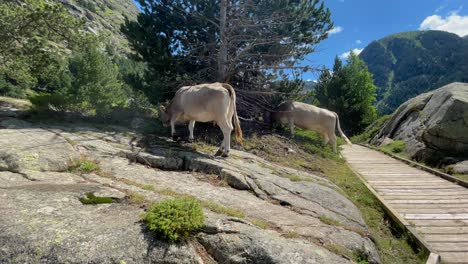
[142,198,205,242]
[69,157,100,174]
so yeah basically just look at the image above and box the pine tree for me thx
[315,52,377,135]
[122,0,333,103]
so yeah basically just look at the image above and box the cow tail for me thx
[335,113,352,145]
[222,83,243,144]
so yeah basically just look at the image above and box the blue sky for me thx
[131,0,468,81]
[303,0,468,80]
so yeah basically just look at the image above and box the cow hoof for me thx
[188,138,194,143]
[221,153,229,158]
[172,135,178,141]
[214,149,223,156]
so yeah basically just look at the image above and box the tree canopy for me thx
[0,0,88,96]
[123,0,333,103]
[315,52,378,135]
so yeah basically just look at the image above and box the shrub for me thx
[380,140,406,154]
[29,93,68,112]
[351,115,391,143]
[142,198,205,242]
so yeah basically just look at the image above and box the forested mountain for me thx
[359,30,468,114]
[58,0,139,53]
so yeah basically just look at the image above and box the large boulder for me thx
[0,99,380,263]
[372,82,468,163]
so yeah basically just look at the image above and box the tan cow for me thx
[158,82,242,157]
[266,101,351,152]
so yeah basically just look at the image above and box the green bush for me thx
[351,115,391,143]
[142,198,205,242]
[29,93,68,112]
[380,140,406,154]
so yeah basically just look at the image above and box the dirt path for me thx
[342,144,468,264]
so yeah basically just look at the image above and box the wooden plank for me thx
[432,242,468,252]
[393,204,468,209]
[389,199,468,204]
[426,252,440,264]
[408,219,468,227]
[404,214,468,220]
[415,226,468,234]
[366,177,442,181]
[373,183,457,187]
[422,234,468,242]
[439,252,468,263]
[379,190,468,195]
[376,187,463,191]
[369,181,449,184]
[399,208,468,214]
[383,195,468,200]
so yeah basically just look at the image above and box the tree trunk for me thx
[217,0,228,82]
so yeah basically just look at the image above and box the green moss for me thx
[79,192,113,205]
[142,198,205,242]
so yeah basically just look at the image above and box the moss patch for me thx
[79,192,114,205]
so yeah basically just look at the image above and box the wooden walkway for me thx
[341,145,468,264]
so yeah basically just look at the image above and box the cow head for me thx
[158,105,170,127]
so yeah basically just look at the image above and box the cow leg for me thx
[215,121,232,157]
[188,120,195,142]
[222,120,233,157]
[170,119,177,141]
[329,133,337,153]
[221,127,231,157]
[323,133,330,145]
[289,118,295,138]
[215,131,225,157]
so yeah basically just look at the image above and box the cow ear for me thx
[159,105,166,112]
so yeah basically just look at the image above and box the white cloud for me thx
[328,26,343,35]
[355,39,362,44]
[339,48,364,59]
[419,11,468,37]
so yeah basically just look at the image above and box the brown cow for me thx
[266,101,351,152]
[158,83,242,157]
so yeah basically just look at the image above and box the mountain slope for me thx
[359,30,468,114]
[58,0,139,53]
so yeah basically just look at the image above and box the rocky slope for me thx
[371,82,468,164]
[57,0,139,53]
[0,102,380,263]
[359,30,468,114]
